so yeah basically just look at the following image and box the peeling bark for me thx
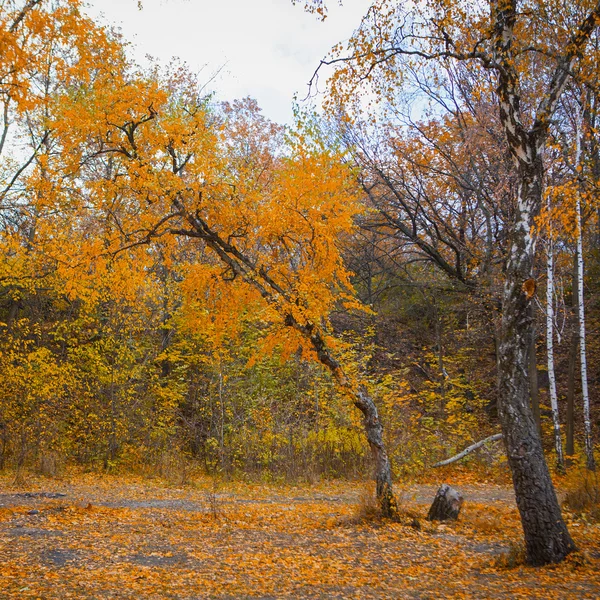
[497,161,576,565]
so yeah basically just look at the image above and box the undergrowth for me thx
[564,469,600,522]
[351,484,423,530]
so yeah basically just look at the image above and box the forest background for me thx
[0,0,599,563]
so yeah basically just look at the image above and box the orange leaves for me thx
[521,278,537,300]
[0,2,375,483]
[0,475,599,598]
[0,0,365,379]
[538,183,598,243]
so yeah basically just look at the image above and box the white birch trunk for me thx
[575,109,596,471]
[545,226,565,472]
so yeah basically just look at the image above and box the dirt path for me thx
[0,476,597,599]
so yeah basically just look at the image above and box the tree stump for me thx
[427,484,463,521]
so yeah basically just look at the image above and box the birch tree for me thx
[575,105,596,471]
[544,200,565,473]
[296,0,600,565]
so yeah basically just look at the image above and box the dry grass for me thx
[352,484,422,530]
[564,469,600,522]
[352,483,382,522]
[204,476,226,520]
[493,541,526,569]
[37,451,63,478]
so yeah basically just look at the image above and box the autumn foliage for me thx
[0,0,599,580]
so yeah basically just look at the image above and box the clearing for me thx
[0,474,598,599]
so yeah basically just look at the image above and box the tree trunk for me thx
[566,329,578,458]
[354,388,396,518]
[528,307,541,436]
[575,112,596,471]
[566,252,579,458]
[497,161,576,565]
[545,231,565,472]
[432,433,503,467]
[6,298,20,333]
[427,484,463,521]
[434,303,446,413]
[575,223,595,471]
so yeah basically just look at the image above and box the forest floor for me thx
[0,472,598,599]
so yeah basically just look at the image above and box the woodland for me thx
[0,0,600,596]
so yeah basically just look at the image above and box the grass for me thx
[564,469,600,522]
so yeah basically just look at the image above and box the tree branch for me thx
[9,0,43,33]
[432,433,503,467]
[533,1,600,142]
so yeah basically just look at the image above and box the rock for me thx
[427,484,463,521]
[27,509,40,516]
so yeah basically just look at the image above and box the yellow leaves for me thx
[3,11,363,388]
[538,177,599,260]
[0,1,380,487]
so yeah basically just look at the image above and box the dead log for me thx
[427,484,463,521]
[432,433,503,468]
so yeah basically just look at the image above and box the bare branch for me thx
[432,433,503,467]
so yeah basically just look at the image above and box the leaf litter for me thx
[0,474,598,599]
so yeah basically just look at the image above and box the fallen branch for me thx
[432,433,503,468]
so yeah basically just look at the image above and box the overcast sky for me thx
[84,0,371,124]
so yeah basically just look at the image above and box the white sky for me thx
[84,0,372,124]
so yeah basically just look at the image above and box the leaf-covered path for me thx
[0,475,598,599]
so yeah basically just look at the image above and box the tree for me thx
[543,194,565,473]
[47,62,399,513]
[574,103,596,472]
[296,0,600,564]
[544,86,599,470]
[0,0,129,467]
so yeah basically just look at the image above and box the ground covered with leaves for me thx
[0,474,598,599]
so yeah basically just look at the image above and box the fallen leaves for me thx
[0,475,598,598]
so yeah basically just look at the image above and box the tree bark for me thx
[427,484,463,521]
[566,267,578,458]
[355,388,396,517]
[497,161,576,565]
[432,433,503,468]
[528,307,541,436]
[545,227,565,472]
[434,302,447,413]
[575,216,595,471]
[489,0,588,564]
[566,339,577,458]
[575,110,596,472]
[6,298,20,333]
